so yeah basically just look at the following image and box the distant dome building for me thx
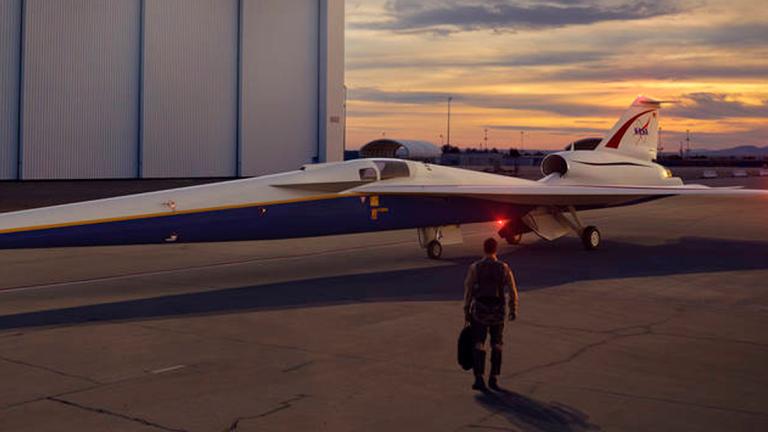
[360,139,442,163]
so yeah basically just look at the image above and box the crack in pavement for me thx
[134,322,459,375]
[0,354,102,385]
[517,322,610,335]
[47,397,188,432]
[224,394,310,432]
[507,317,675,380]
[650,331,768,349]
[0,384,103,411]
[282,360,314,373]
[507,338,617,380]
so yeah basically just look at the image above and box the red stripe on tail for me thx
[604,109,654,149]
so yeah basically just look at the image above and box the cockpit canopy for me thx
[358,160,411,182]
[279,159,412,192]
[564,138,602,151]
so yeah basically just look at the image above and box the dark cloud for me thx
[691,23,768,47]
[349,87,616,117]
[667,93,768,120]
[353,0,680,33]
[478,124,767,149]
[351,88,768,122]
[347,51,609,70]
[486,124,607,136]
[544,63,768,82]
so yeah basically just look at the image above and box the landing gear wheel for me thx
[504,233,523,245]
[426,240,443,260]
[581,226,601,251]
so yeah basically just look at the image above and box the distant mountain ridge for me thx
[690,145,768,156]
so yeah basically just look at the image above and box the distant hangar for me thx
[0,0,345,180]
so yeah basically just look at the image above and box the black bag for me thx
[457,325,474,371]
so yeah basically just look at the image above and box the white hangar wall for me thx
[0,0,345,180]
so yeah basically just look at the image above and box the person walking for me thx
[463,237,519,391]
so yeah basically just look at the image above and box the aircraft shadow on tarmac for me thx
[475,390,600,432]
[0,236,767,331]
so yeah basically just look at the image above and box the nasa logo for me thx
[634,115,652,136]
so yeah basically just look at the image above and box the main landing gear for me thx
[555,206,602,251]
[498,220,526,245]
[581,225,601,251]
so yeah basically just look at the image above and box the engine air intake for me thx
[541,154,568,177]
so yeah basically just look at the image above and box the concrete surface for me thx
[0,178,767,431]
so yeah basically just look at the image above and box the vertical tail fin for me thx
[598,96,661,161]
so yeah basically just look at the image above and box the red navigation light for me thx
[496,219,505,226]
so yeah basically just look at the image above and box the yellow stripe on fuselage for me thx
[0,193,361,235]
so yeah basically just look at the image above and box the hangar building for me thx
[0,0,345,180]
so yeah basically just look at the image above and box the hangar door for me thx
[240,0,320,176]
[20,0,141,179]
[142,0,239,178]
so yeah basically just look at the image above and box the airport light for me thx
[447,97,453,146]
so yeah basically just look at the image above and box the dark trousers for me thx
[471,319,504,376]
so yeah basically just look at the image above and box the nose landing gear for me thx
[418,225,463,260]
[426,240,443,259]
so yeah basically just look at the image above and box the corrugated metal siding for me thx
[21,0,141,179]
[319,0,345,164]
[240,0,319,176]
[141,0,239,178]
[0,0,21,180]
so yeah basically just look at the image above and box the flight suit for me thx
[464,257,518,380]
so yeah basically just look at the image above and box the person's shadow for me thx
[475,388,601,432]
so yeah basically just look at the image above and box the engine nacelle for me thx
[541,151,681,186]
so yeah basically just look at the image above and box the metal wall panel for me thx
[142,0,238,178]
[0,0,21,180]
[319,0,345,164]
[240,0,319,176]
[21,0,141,179]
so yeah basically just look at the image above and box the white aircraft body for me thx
[0,96,764,258]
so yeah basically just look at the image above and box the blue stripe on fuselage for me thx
[0,196,531,249]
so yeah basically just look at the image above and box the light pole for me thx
[342,85,348,152]
[447,97,453,146]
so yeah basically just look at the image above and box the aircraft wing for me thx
[350,183,768,208]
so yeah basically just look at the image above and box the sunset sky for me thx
[344,0,768,151]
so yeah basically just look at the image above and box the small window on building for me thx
[359,168,378,182]
[375,161,411,180]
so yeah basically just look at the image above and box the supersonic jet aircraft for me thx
[0,96,765,259]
